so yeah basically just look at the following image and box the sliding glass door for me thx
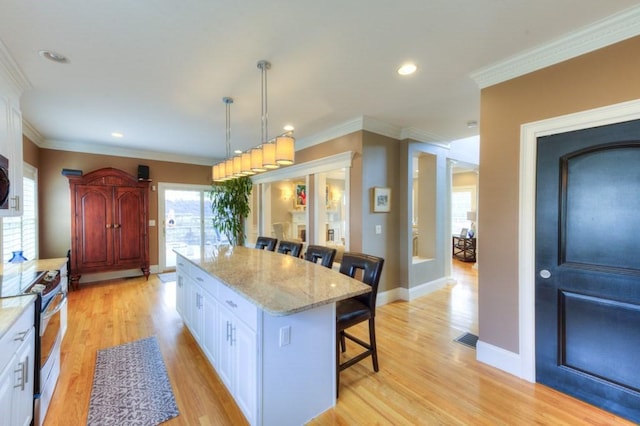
[158,183,219,271]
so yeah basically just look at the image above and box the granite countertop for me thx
[175,246,370,316]
[0,258,67,338]
[0,294,36,339]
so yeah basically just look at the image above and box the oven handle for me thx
[42,292,67,321]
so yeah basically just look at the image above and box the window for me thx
[451,186,475,236]
[2,163,37,262]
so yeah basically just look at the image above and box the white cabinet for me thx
[0,94,23,216]
[0,301,35,426]
[175,254,335,426]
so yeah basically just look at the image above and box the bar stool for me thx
[336,252,384,397]
[255,236,277,251]
[304,245,337,269]
[277,240,303,258]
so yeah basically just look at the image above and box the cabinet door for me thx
[113,187,146,267]
[0,356,15,424]
[216,304,234,391]
[233,319,257,425]
[7,106,22,215]
[176,270,186,317]
[13,328,34,426]
[202,293,218,368]
[0,95,21,217]
[75,185,114,269]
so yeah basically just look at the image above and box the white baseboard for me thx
[377,276,454,305]
[77,265,159,284]
[476,340,531,382]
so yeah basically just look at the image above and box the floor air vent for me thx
[454,332,478,349]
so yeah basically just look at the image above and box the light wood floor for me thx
[44,261,632,425]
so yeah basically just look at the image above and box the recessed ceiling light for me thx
[111,132,123,138]
[283,125,294,131]
[234,149,242,154]
[397,63,417,76]
[38,50,69,64]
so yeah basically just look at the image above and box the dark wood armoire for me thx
[67,167,150,288]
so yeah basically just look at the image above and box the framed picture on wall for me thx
[295,184,307,208]
[372,187,391,213]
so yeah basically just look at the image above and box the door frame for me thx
[157,182,212,272]
[517,99,640,382]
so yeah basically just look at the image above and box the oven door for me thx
[40,291,66,364]
[0,154,9,210]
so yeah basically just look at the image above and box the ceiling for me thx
[1,1,639,165]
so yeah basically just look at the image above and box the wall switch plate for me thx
[375,225,382,234]
[279,326,291,347]
[149,219,156,226]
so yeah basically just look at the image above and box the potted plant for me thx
[210,176,253,246]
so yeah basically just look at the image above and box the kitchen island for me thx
[174,246,370,426]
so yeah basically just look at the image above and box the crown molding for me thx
[470,5,640,89]
[296,115,451,152]
[295,117,364,151]
[22,119,45,146]
[400,127,449,147]
[0,39,32,94]
[41,138,215,166]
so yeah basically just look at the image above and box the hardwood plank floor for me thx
[45,261,632,425]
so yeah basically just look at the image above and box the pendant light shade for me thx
[251,146,266,172]
[212,164,219,182]
[225,158,234,178]
[262,142,279,169]
[276,134,295,165]
[233,155,242,176]
[241,152,254,175]
[219,162,226,181]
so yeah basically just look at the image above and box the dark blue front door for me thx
[535,119,640,422]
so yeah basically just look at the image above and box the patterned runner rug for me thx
[87,336,179,425]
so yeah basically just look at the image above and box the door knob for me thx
[539,269,551,279]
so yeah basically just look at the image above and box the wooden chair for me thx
[336,252,384,397]
[304,245,337,269]
[255,236,277,251]
[277,240,303,258]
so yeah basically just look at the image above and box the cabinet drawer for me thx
[175,256,192,277]
[191,267,218,299]
[0,301,35,368]
[218,284,257,331]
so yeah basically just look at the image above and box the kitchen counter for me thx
[175,245,369,315]
[0,294,36,339]
[174,246,370,425]
[0,258,68,338]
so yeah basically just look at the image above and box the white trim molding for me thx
[251,151,354,184]
[0,39,31,93]
[516,99,640,383]
[471,5,640,89]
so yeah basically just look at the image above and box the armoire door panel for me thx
[76,186,113,268]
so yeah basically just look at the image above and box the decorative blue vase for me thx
[9,250,28,263]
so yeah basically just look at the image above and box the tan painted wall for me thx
[452,172,477,188]
[31,146,211,265]
[479,35,640,352]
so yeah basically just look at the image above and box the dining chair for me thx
[304,245,337,269]
[277,240,303,258]
[336,252,384,397]
[255,236,278,251]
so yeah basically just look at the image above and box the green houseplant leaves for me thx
[209,176,253,246]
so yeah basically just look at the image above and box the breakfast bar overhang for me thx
[174,246,370,426]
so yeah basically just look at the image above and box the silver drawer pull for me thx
[13,330,29,342]
[226,300,237,308]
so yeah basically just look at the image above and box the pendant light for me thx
[257,60,279,170]
[215,97,235,181]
